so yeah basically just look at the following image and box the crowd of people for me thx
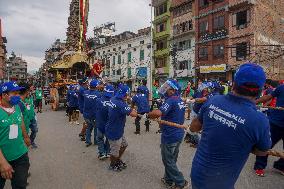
[0,62,283,189]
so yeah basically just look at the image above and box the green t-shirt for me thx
[35,89,43,100]
[152,86,160,99]
[24,97,35,121]
[0,106,28,161]
[223,85,229,95]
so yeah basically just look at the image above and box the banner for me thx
[200,64,227,73]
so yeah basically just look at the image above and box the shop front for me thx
[198,64,227,81]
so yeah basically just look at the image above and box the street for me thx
[4,106,284,189]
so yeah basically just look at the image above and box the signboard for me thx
[200,64,226,73]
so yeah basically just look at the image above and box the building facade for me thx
[170,0,195,89]
[0,18,7,82]
[90,28,151,90]
[152,0,171,84]
[195,0,230,81]
[228,0,284,80]
[6,52,28,82]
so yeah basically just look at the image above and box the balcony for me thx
[155,66,169,75]
[199,29,228,43]
[153,12,170,24]
[176,69,195,78]
[154,48,169,57]
[229,0,256,10]
[154,30,170,41]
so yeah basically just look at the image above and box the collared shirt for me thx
[83,90,101,119]
[191,93,271,189]
[270,84,284,127]
[159,96,186,144]
[67,90,78,108]
[105,97,131,140]
[96,96,111,133]
[78,86,86,113]
[132,93,150,114]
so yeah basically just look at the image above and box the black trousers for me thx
[0,153,30,189]
[135,115,150,132]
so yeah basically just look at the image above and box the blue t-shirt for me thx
[269,84,284,127]
[78,86,87,113]
[132,93,150,114]
[67,90,78,108]
[159,96,186,144]
[96,96,112,133]
[105,97,132,140]
[192,91,203,113]
[140,86,150,99]
[191,93,271,189]
[83,90,101,119]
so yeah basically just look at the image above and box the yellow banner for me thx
[200,64,227,73]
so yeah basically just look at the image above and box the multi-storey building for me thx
[195,0,229,81]
[170,0,195,89]
[90,28,151,90]
[0,18,7,82]
[6,52,28,82]
[228,0,284,80]
[152,0,172,84]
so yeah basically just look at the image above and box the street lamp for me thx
[6,63,10,81]
[148,3,153,102]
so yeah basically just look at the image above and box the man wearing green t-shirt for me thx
[35,87,43,113]
[0,82,31,189]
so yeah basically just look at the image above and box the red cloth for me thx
[92,63,104,77]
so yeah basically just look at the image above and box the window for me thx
[117,69,121,75]
[232,10,250,29]
[235,42,249,61]
[156,22,166,33]
[140,50,144,61]
[199,20,208,35]
[128,52,132,63]
[213,44,224,58]
[177,60,189,70]
[156,40,166,50]
[127,68,132,78]
[140,40,144,44]
[199,47,208,60]
[155,3,167,16]
[128,44,132,48]
[112,70,115,75]
[155,57,166,68]
[213,15,225,30]
[178,40,191,50]
[118,55,121,64]
[103,51,105,54]
[119,46,121,50]
[113,48,116,51]
[113,56,116,65]
[199,0,209,8]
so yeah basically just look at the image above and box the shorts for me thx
[35,99,42,107]
[109,137,128,157]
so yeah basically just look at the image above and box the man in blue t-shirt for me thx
[189,63,272,189]
[78,77,89,141]
[66,85,79,124]
[83,79,102,147]
[254,83,284,176]
[95,84,115,160]
[148,79,188,189]
[105,85,137,172]
[132,87,150,135]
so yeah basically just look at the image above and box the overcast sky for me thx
[0,0,151,72]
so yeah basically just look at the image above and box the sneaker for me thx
[134,131,140,135]
[174,180,189,189]
[79,133,84,137]
[81,137,86,141]
[105,154,111,158]
[118,160,127,169]
[255,169,265,177]
[161,178,174,188]
[98,154,106,160]
[273,167,284,176]
[75,122,79,125]
[31,143,38,149]
[109,164,122,172]
[156,129,162,134]
[86,143,92,147]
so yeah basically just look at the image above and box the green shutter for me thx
[128,68,132,78]
[140,50,144,61]
[113,56,115,65]
[128,52,132,63]
[118,55,121,64]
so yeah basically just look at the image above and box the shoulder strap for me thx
[18,101,25,113]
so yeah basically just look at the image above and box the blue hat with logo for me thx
[104,84,115,97]
[116,84,130,98]
[90,79,100,88]
[1,81,24,93]
[234,63,266,88]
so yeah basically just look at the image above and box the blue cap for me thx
[234,63,266,88]
[1,82,24,93]
[104,84,115,97]
[90,79,100,88]
[116,85,130,98]
[69,85,75,90]
[168,79,181,91]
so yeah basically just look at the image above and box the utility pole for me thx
[170,44,178,79]
[148,3,153,102]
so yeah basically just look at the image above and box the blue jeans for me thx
[85,118,97,145]
[29,118,38,145]
[254,122,284,170]
[161,141,185,187]
[96,129,110,155]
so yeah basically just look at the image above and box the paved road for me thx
[4,106,284,189]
